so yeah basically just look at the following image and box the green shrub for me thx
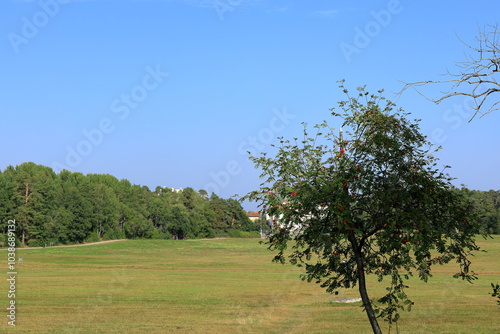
[103,228,126,240]
[84,233,100,243]
[225,229,260,238]
[151,229,172,240]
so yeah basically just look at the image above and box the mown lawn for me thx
[1,236,499,333]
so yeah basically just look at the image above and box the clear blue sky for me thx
[1,0,499,210]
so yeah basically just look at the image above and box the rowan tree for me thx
[245,83,483,333]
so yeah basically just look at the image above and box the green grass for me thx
[1,237,499,333]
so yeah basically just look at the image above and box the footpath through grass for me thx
[1,237,499,333]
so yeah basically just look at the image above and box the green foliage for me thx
[150,228,172,240]
[84,232,100,243]
[0,165,253,245]
[460,188,500,234]
[27,239,52,247]
[225,229,261,238]
[10,162,59,245]
[245,83,484,332]
[491,283,500,306]
[209,193,257,236]
[102,228,126,241]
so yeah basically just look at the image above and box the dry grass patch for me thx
[0,237,498,333]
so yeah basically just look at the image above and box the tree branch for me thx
[397,24,500,120]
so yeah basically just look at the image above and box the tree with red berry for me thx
[244,82,484,334]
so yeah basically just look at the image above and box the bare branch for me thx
[398,24,500,120]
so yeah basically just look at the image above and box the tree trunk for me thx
[357,258,382,334]
[349,234,382,334]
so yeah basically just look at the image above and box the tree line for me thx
[0,162,497,248]
[460,188,500,235]
[0,162,259,247]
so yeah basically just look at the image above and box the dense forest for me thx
[460,188,500,235]
[0,162,499,247]
[0,162,259,247]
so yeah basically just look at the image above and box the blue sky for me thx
[1,0,499,210]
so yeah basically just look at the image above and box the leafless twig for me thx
[398,24,499,121]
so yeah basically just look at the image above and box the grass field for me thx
[1,236,499,333]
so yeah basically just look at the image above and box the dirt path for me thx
[3,237,242,250]
[3,239,128,250]
[185,237,228,241]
